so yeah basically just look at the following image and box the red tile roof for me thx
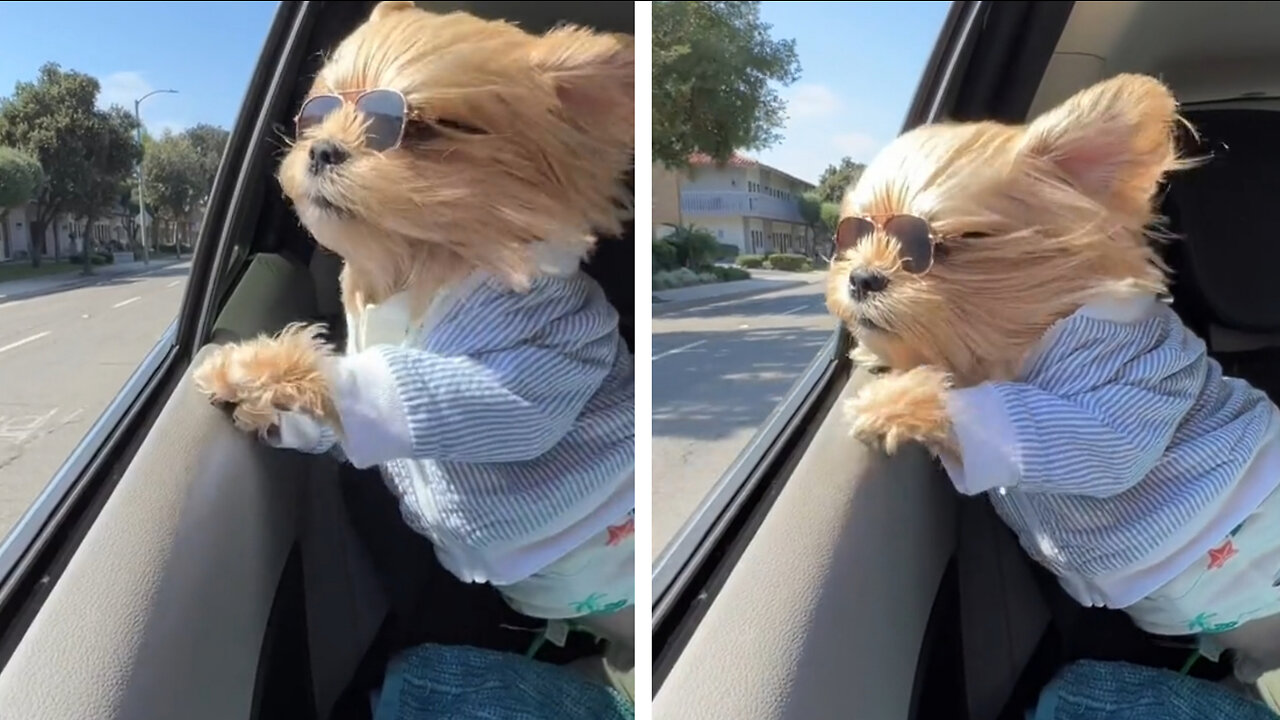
[687,152,759,168]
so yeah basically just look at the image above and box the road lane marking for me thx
[0,331,51,355]
[0,299,29,311]
[166,280,183,288]
[652,339,706,361]
[112,296,141,309]
[781,305,808,315]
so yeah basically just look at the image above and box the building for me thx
[658,152,817,255]
[0,201,202,262]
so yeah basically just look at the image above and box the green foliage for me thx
[714,242,740,262]
[664,223,721,269]
[653,1,801,167]
[0,63,140,267]
[145,131,202,224]
[0,146,42,210]
[798,191,822,229]
[815,156,867,204]
[819,201,841,257]
[706,265,750,282]
[765,253,811,272]
[737,254,765,269]
[653,239,680,272]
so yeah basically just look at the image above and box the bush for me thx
[737,254,765,269]
[653,239,679,272]
[665,224,720,268]
[706,265,750,282]
[652,267,704,290]
[713,242,739,263]
[767,253,813,272]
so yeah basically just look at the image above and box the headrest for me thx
[1166,109,1280,331]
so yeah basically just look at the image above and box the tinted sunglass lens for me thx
[355,89,407,151]
[884,215,934,273]
[296,95,342,136]
[836,217,876,254]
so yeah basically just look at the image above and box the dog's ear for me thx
[1019,73,1180,212]
[370,1,416,22]
[530,27,634,146]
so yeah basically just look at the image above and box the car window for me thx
[651,0,954,566]
[0,1,278,544]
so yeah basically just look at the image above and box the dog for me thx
[827,73,1280,685]
[192,0,636,691]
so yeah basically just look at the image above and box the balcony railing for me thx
[680,191,805,223]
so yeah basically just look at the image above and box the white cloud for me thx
[98,71,187,134]
[784,84,842,121]
[98,71,152,110]
[831,132,881,162]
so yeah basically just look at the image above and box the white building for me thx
[663,152,817,255]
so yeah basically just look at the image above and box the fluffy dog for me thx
[828,74,1280,684]
[193,0,636,692]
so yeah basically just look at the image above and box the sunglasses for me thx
[836,213,953,275]
[294,88,485,152]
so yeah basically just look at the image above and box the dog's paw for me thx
[844,365,954,455]
[191,323,336,437]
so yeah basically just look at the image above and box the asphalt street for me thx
[651,277,837,560]
[0,262,191,539]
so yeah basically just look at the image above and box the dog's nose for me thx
[849,270,889,300]
[308,140,349,174]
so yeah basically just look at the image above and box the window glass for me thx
[0,0,277,540]
[651,0,953,558]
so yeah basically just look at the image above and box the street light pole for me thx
[134,88,178,266]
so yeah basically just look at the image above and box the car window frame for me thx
[0,0,315,654]
[651,0,986,625]
[652,0,1079,652]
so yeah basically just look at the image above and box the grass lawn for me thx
[0,260,87,284]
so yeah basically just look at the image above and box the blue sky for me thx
[754,1,953,184]
[0,1,280,136]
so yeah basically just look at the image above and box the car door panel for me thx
[0,345,307,720]
[654,370,958,720]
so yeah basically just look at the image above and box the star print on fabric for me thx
[605,516,635,546]
[1187,612,1239,634]
[1207,540,1238,570]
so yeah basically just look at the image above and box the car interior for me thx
[0,2,633,719]
[653,1,1280,719]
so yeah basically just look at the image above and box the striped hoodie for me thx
[272,264,634,587]
[938,294,1280,609]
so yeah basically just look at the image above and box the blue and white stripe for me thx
[331,271,634,554]
[949,298,1275,580]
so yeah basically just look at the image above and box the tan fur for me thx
[194,2,634,435]
[192,323,340,435]
[827,74,1197,453]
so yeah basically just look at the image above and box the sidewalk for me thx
[0,257,189,301]
[653,269,826,314]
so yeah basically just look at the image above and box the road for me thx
[0,262,191,539]
[651,277,837,560]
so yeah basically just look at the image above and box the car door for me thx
[0,2,634,720]
[652,3,1075,719]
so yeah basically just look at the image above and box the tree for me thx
[797,191,823,256]
[65,105,140,274]
[0,63,139,267]
[653,1,801,168]
[819,201,841,259]
[144,131,201,254]
[181,123,229,205]
[0,147,42,260]
[815,156,867,204]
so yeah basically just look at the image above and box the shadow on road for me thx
[0,264,191,307]
[653,325,836,443]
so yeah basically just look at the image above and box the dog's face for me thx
[826,74,1186,383]
[277,1,634,285]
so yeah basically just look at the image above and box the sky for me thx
[0,1,280,136]
[753,1,954,185]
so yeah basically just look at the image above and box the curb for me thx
[652,279,810,316]
[0,260,184,303]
